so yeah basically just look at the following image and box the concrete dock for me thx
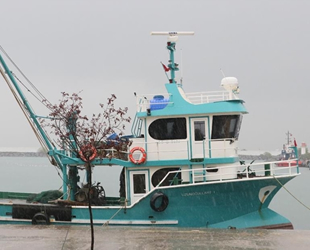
[1,225,310,250]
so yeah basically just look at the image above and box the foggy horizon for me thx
[1,0,309,153]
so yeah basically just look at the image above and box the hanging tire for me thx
[150,192,169,212]
[32,212,50,225]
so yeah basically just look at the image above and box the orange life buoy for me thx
[79,145,97,162]
[129,147,147,164]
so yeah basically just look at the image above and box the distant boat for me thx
[276,160,302,167]
[276,131,302,167]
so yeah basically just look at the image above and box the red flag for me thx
[161,62,170,72]
[294,138,297,147]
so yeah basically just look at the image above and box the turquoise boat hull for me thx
[1,175,293,228]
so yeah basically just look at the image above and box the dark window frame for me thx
[148,118,187,140]
[151,168,181,187]
[194,121,205,141]
[211,115,242,140]
[133,174,146,194]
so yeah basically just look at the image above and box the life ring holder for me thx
[79,145,97,162]
[150,192,169,212]
[129,147,147,164]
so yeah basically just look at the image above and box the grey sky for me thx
[0,0,309,152]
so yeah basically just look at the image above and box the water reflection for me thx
[1,225,309,250]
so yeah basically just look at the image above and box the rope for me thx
[0,47,84,152]
[66,185,71,200]
[12,72,50,107]
[0,65,59,168]
[273,176,310,211]
[0,45,52,106]
[11,71,57,152]
[103,203,126,226]
[0,47,62,169]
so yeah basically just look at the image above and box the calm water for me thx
[1,225,310,250]
[0,157,122,196]
[1,157,310,230]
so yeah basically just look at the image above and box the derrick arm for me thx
[0,52,64,169]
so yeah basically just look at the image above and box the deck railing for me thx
[135,90,238,112]
[184,90,238,104]
[61,137,239,163]
[130,138,238,161]
[156,160,300,188]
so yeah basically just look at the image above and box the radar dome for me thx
[221,77,239,92]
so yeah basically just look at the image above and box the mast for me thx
[151,31,194,84]
[285,131,291,145]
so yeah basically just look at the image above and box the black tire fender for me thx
[32,212,50,225]
[150,192,169,212]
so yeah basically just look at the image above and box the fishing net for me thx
[27,190,63,204]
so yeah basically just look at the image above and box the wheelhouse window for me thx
[194,121,205,141]
[151,168,181,187]
[133,174,146,194]
[149,118,187,140]
[211,115,242,139]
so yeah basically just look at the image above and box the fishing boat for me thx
[0,32,300,229]
[276,132,302,167]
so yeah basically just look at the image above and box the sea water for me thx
[0,156,122,196]
[269,166,310,230]
[1,156,310,230]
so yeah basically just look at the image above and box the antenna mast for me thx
[151,31,194,84]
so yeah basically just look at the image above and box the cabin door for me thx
[129,170,149,204]
[190,117,210,159]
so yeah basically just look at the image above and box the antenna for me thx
[151,32,194,84]
[151,31,195,35]
[220,68,226,78]
[180,48,183,85]
[151,31,194,42]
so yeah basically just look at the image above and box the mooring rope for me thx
[273,176,310,211]
[103,202,126,226]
